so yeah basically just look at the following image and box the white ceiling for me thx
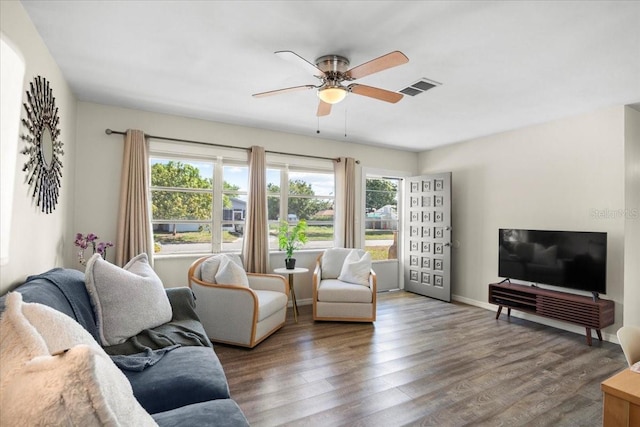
[20,1,640,152]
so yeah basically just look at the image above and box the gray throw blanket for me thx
[17,270,211,372]
[25,268,101,342]
[102,287,212,371]
[110,344,181,371]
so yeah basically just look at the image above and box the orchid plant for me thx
[74,233,114,265]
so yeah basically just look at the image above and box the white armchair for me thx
[188,254,289,348]
[313,248,377,322]
[617,326,640,366]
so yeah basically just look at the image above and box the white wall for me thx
[75,102,418,301]
[0,1,77,294]
[418,106,626,340]
[624,106,640,326]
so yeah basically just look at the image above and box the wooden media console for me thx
[489,281,614,346]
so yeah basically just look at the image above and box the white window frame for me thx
[149,140,248,255]
[266,155,335,252]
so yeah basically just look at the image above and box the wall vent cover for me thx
[400,78,441,96]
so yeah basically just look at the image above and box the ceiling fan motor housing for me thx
[315,55,350,75]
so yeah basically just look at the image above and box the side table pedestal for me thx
[273,267,308,322]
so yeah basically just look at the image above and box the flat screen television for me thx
[498,229,607,295]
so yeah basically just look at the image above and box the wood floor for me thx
[215,291,627,427]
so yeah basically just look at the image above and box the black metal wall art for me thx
[21,76,63,214]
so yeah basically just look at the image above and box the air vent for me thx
[399,78,441,96]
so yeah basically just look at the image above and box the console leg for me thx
[496,306,502,319]
[585,328,593,346]
[507,307,511,317]
[596,329,603,342]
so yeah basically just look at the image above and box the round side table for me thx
[273,267,308,322]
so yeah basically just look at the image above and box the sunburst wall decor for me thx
[21,76,63,214]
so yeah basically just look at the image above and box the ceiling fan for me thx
[252,50,409,116]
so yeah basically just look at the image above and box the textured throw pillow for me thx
[338,250,372,286]
[0,345,157,427]
[0,293,157,426]
[0,292,49,390]
[18,294,104,358]
[214,256,249,287]
[85,253,172,346]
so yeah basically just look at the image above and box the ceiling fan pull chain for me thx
[344,109,348,138]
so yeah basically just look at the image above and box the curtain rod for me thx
[105,129,359,164]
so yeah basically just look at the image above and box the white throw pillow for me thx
[338,250,372,286]
[18,297,103,356]
[200,254,244,283]
[0,292,49,390]
[214,256,249,287]
[0,345,157,427]
[85,253,172,346]
[0,293,157,426]
[321,248,354,279]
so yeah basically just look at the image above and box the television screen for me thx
[498,229,607,294]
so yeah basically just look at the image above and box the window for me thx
[150,155,247,255]
[364,176,399,260]
[267,165,335,251]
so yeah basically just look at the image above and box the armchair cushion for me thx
[338,250,372,286]
[317,279,373,303]
[254,290,288,321]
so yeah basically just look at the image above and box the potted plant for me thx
[278,219,308,269]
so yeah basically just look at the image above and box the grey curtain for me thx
[115,129,153,267]
[242,146,269,273]
[334,157,357,248]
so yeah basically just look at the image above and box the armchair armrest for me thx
[369,269,377,292]
[247,273,288,295]
[313,259,322,291]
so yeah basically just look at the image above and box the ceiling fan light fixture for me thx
[317,86,347,104]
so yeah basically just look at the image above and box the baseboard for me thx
[452,294,619,344]
[289,298,312,308]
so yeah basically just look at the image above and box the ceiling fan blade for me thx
[346,51,409,80]
[252,85,316,98]
[275,50,325,77]
[317,100,332,117]
[349,84,403,103]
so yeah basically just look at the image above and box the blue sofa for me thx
[0,268,249,427]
